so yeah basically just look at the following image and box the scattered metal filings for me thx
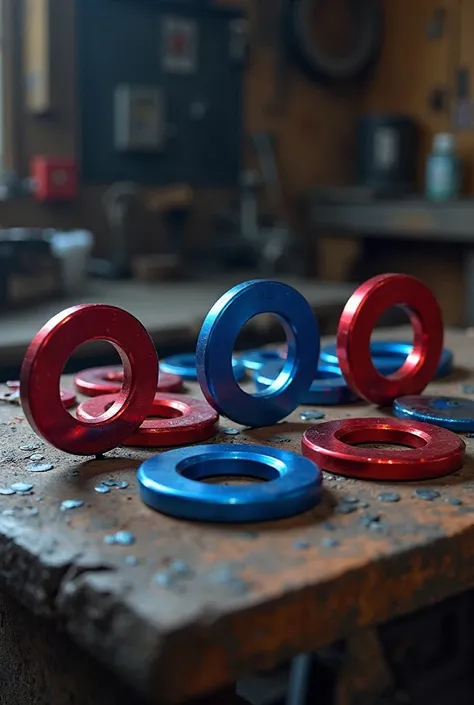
[378,492,401,503]
[221,428,240,436]
[300,410,325,421]
[322,537,339,548]
[11,482,33,493]
[414,489,440,502]
[27,463,54,473]
[60,499,84,511]
[94,484,111,494]
[104,530,136,546]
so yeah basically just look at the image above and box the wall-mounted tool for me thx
[284,0,382,87]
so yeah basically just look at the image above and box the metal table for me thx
[306,195,474,326]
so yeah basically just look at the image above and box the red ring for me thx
[336,274,443,405]
[20,304,158,455]
[302,418,465,481]
[76,392,219,447]
[2,382,76,408]
[74,365,183,396]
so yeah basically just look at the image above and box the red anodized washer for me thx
[76,392,219,447]
[336,273,443,406]
[74,365,183,397]
[20,304,158,455]
[302,417,465,481]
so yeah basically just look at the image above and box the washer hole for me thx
[178,454,281,485]
[64,341,123,417]
[234,313,289,390]
[371,307,415,374]
[338,427,428,450]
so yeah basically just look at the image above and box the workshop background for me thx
[0,0,473,371]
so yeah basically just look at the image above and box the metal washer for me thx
[254,361,359,405]
[393,395,474,432]
[321,341,454,378]
[239,348,284,372]
[161,353,245,382]
[137,443,323,522]
[196,280,320,427]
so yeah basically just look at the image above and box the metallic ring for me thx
[137,443,323,522]
[254,361,359,405]
[77,392,219,447]
[196,280,320,426]
[321,341,453,378]
[302,417,465,481]
[239,348,283,372]
[20,304,158,455]
[74,365,183,397]
[337,274,444,405]
[161,353,246,382]
[393,395,474,432]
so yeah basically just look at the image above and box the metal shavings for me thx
[323,521,336,531]
[117,481,129,489]
[322,537,339,548]
[335,503,357,515]
[11,482,33,493]
[300,410,325,421]
[378,492,401,503]
[294,539,310,550]
[0,390,20,404]
[206,564,250,595]
[102,480,119,487]
[0,488,15,496]
[104,531,136,546]
[446,497,463,506]
[2,509,14,516]
[414,489,440,502]
[60,499,84,511]
[20,444,41,452]
[125,555,138,566]
[24,507,39,517]
[94,484,111,494]
[463,384,474,395]
[154,559,195,588]
[341,495,359,505]
[360,513,381,529]
[27,463,54,473]
[221,428,240,436]
[268,435,291,443]
[465,433,474,439]
[28,453,44,461]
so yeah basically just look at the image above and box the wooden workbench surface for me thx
[0,276,353,369]
[1,327,474,704]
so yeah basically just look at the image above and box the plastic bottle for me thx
[425,133,460,201]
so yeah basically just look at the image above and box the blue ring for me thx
[393,395,474,432]
[255,361,359,405]
[239,348,283,372]
[196,280,320,426]
[320,341,454,378]
[137,443,323,522]
[161,353,246,382]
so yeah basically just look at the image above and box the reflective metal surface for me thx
[74,365,183,396]
[321,341,454,378]
[393,395,474,432]
[254,361,359,405]
[337,274,444,405]
[161,353,246,382]
[239,348,284,372]
[302,417,465,481]
[20,304,158,455]
[196,280,320,426]
[137,443,323,522]
[77,392,219,447]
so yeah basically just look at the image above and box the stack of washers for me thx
[18,273,467,524]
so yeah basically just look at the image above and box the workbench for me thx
[2,327,474,705]
[0,276,353,375]
[305,194,474,326]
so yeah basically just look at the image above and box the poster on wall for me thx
[161,16,198,74]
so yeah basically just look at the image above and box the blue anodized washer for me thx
[161,353,246,382]
[255,361,359,405]
[393,395,474,432]
[320,341,454,378]
[239,348,283,372]
[137,443,323,522]
[196,280,320,427]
